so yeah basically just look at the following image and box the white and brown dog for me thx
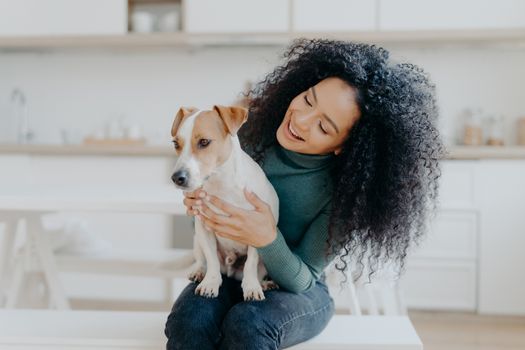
[170,105,279,301]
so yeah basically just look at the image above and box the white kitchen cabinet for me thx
[183,0,290,33]
[379,0,525,31]
[401,159,525,315]
[401,259,477,310]
[411,210,478,261]
[292,0,376,32]
[476,160,525,315]
[400,209,479,311]
[0,0,128,37]
[400,161,479,312]
[437,161,477,209]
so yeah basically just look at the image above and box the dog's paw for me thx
[195,276,222,298]
[261,279,279,291]
[188,266,205,283]
[242,280,265,301]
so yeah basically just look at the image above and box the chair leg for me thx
[28,215,70,310]
[364,283,379,315]
[379,282,400,316]
[5,257,25,309]
[0,218,18,306]
[346,278,362,316]
[395,283,408,315]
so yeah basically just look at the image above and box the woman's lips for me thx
[285,120,304,142]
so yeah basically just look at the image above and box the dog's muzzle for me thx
[171,169,190,188]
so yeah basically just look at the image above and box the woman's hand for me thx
[182,187,206,216]
[196,188,277,248]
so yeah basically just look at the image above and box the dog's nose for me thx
[171,170,189,187]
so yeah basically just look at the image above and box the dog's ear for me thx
[213,105,248,135]
[172,107,197,137]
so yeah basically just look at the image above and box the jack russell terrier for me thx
[170,105,279,301]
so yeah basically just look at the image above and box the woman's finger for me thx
[206,194,244,217]
[183,198,201,215]
[183,186,203,199]
[243,188,269,211]
[199,216,240,238]
[198,214,218,232]
[183,191,196,199]
[214,229,243,241]
[200,202,230,224]
[183,197,195,207]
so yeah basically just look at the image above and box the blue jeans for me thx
[164,275,334,349]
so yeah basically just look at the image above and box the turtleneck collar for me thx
[276,145,335,170]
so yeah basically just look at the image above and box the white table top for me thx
[0,184,186,214]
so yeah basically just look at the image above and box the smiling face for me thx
[276,77,361,155]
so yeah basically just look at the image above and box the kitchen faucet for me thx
[10,88,33,144]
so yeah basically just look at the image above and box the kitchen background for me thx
[1,0,525,349]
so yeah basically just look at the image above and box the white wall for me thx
[389,44,525,146]
[0,46,281,145]
[1,44,525,147]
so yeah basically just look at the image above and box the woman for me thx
[165,38,445,349]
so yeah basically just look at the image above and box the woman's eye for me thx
[198,139,211,148]
[303,95,312,107]
[172,140,180,149]
[318,121,328,134]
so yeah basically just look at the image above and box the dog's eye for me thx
[172,140,180,150]
[198,139,211,148]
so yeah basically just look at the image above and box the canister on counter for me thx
[462,109,483,146]
[486,114,505,146]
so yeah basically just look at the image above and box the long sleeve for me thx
[257,205,333,293]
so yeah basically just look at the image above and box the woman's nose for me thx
[294,111,315,131]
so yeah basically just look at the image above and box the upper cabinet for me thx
[379,0,525,31]
[1,0,525,48]
[184,0,289,33]
[292,0,376,32]
[0,0,127,36]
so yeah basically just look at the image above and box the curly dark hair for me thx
[238,38,446,282]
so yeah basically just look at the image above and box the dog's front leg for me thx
[194,218,222,298]
[188,234,206,282]
[241,246,265,301]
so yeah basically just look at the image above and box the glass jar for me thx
[462,109,483,146]
[486,114,505,146]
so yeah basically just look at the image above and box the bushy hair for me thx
[239,38,446,281]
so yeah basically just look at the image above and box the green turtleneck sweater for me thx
[257,145,335,293]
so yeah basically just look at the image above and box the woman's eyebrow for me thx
[310,86,340,134]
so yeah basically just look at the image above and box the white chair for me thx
[324,258,407,316]
[285,258,420,349]
[0,155,33,307]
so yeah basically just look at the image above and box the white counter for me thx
[1,143,525,159]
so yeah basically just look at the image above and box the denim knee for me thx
[219,302,280,350]
[166,306,223,349]
[165,292,225,350]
